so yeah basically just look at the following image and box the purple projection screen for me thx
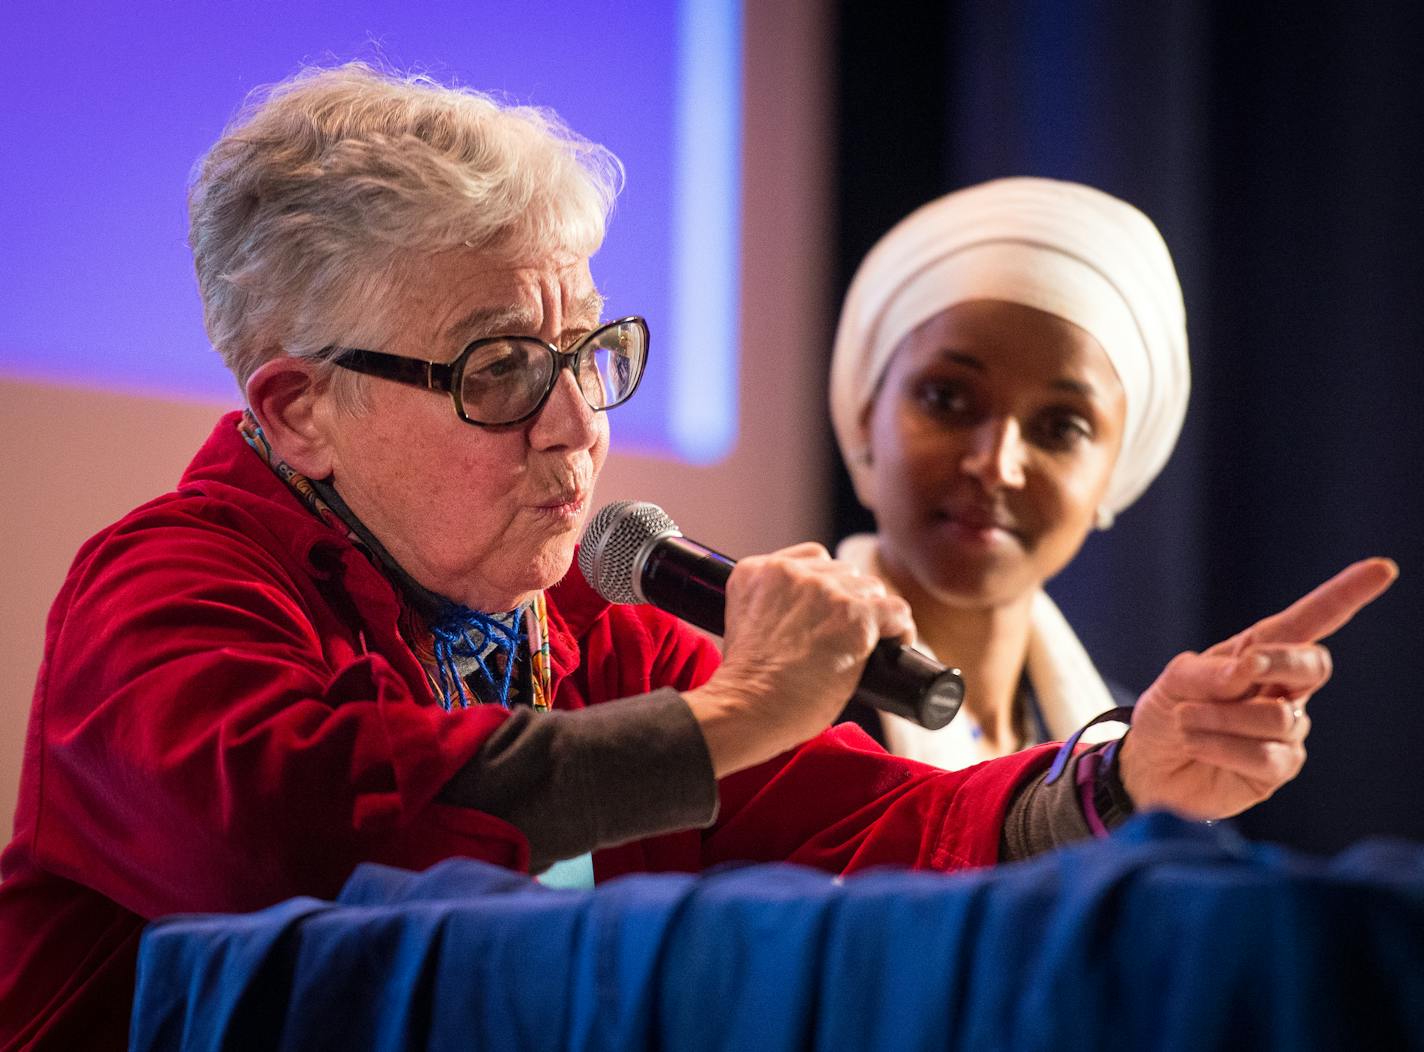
[0,1,741,463]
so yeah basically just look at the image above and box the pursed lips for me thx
[531,479,590,512]
[528,460,594,512]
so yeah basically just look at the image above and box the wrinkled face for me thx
[319,250,609,611]
[863,299,1127,610]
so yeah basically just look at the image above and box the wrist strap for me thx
[1043,705,1135,786]
[1089,740,1136,829]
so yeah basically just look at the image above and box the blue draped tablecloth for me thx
[130,814,1424,1051]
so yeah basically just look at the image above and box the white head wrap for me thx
[829,176,1189,518]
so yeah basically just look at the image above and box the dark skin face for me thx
[863,298,1128,612]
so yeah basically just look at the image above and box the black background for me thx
[828,0,1424,852]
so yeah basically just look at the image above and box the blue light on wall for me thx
[670,0,742,463]
[0,0,743,465]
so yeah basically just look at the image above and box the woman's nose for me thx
[959,417,1027,489]
[528,367,600,451]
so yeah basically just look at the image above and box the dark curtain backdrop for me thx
[830,0,1424,852]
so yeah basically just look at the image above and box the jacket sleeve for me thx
[621,609,1056,876]
[29,503,525,918]
[704,724,1058,874]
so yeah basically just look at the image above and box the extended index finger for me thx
[1211,558,1398,654]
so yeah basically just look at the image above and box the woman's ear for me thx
[854,400,876,465]
[245,356,335,479]
[849,399,879,509]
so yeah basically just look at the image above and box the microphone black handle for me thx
[856,640,964,731]
[640,536,733,636]
[639,537,963,731]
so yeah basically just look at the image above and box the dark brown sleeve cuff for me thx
[999,742,1130,862]
[439,688,719,873]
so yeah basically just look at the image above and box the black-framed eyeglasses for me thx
[326,316,649,427]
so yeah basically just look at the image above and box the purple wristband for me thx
[1044,705,1135,837]
[1076,747,1111,837]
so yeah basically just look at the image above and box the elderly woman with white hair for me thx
[830,178,1207,767]
[0,68,1393,1050]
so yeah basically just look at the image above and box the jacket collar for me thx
[181,411,358,577]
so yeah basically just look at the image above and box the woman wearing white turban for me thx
[829,177,1191,769]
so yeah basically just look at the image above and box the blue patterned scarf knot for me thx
[429,603,523,711]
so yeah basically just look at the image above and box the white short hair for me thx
[188,62,623,391]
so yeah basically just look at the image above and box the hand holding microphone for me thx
[579,503,963,773]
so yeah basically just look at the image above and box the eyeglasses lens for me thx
[458,320,644,424]
[582,320,643,407]
[460,340,551,424]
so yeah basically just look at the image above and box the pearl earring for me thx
[1095,506,1115,531]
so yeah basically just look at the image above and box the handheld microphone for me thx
[578,500,964,731]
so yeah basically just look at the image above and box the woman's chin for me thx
[448,546,579,612]
[911,557,1038,612]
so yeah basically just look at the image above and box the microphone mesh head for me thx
[578,501,680,604]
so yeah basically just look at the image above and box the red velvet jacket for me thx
[0,414,1054,1050]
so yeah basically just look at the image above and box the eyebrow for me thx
[568,291,607,330]
[937,350,1100,400]
[444,290,607,345]
[444,304,538,343]
[1049,377,1097,398]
